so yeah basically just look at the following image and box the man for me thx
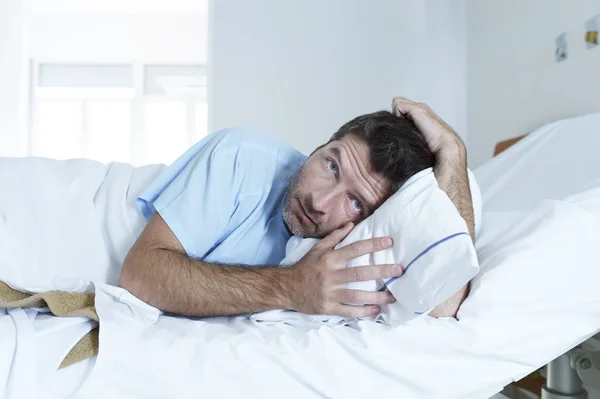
[120,97,474,319]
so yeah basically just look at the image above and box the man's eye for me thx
[327,160,338,173]
[352,199,363,211]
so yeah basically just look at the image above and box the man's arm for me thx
[432,144,475,239]
[120,214,401,318]
[428,142,473,318]
[392,97,475,318]
[120,213,292,317]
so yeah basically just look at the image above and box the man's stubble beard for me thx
[282,168,307,237]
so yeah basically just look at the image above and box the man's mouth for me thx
[298,200,316,227]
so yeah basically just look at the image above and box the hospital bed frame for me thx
[494,137,600,399]
[538,334,600,399]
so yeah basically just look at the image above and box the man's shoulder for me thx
[208,126,306,166]
[201,127,306,193]
[210,126,292,150]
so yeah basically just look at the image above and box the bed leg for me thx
[542,353,586,399]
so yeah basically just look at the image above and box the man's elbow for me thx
[118,259,136,291]
[429,284,469,319]
[119,253,150,302]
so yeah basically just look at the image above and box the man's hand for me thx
[391,97,464,157]
[392,97,472,235]
[287,223,403,319]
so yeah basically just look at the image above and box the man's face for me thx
[283,133,391,238]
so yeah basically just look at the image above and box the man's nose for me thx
[311,187,340,214]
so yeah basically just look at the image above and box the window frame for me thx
[29,60,207,165]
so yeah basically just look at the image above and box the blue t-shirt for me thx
[137,127,307,265]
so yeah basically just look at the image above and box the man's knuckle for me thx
[348,291,360,304]
[317,295,328,311]
[322,303,334,315]
[347,243,360,257]
[377,265,388,277]
[376,293,387,304]
[322,251,335,265]
[376,265,385,277]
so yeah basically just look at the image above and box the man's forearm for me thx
[433,142,475,239]
[430,140,474,318]
[121,246,293,317]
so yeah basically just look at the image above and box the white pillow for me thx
[281,168,482,326]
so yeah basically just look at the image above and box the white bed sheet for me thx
[0,307,96,399]
[0,157,165,399]
[475,112,600,212]
[70,186,600,399]
[2,114,600,399]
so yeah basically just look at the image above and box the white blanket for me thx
[0,157,164,399]
[73,185,600,399]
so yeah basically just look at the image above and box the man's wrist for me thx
[273,267,297,311]
[435,137,466,165]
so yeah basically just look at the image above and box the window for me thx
[31,63,208,165]
[34,101,82,160]
[87,101,132,164]
[142,64,207,164]
[143,101,188,165]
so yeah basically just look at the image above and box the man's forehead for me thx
[325,136,379,178]
[327,134,367,157]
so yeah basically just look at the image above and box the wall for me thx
[467,0,600,168]
[28,14,207,63]
[0,1,29,157]
[209,0,467,155]
[2,0,467,159]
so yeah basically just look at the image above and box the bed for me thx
[1,112,600,399]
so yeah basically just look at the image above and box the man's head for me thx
[283,110,435,238]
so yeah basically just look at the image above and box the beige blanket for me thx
[0,281,99,368]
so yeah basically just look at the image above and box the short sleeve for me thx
[136,129,239,259]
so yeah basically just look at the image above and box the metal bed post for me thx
[542,353,586,399]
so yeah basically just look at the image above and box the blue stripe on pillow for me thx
[378,231,471,291]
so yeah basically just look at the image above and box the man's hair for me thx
[328,110,435,192]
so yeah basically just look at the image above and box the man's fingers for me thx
[331,304,381,319]
[333,237,393,262]
[318,222,355,249]
[392,97,437,120]
[336,289,396,306]
[334,264,404,284]
[392,97,417,117]
[392,96,415,106]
